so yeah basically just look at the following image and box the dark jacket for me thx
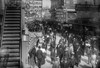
[36,49,43,59]
[29,47,36,57]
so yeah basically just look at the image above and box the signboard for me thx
[56,9,66,22]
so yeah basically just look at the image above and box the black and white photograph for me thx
[0,0,100,68]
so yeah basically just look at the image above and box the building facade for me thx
[51,0,64,9]
[50,0,64,21]
[24,0,43,22]
[30,0,43,20]
[55,9,67,22]
[64,0,75,9]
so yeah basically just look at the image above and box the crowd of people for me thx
[28,31,100,68]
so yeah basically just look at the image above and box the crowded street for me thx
[27,31,100,68]
[0,0,100,68]
[33,49,92,68]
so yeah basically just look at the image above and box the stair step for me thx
[4,22,20,24]
[2,43,19,45]
[4,27,20,29]
[4,29,20,31]
[7,57,20,62]
[2,41,19,44]
[5,17,20,19]
[4,26,20,28]
[6,67,19,68]
[3,30,20,32]
[3,36,20,38]
[3,6,21,68]
[6,10,21,13]
[7,62,19,66]
[0,54,20,59]
[6,14,20,16]
[5,16,21,18]
[5,18,20,21]
[8,57,20,60]
[8,53,20,57]
[6,13,20,15]
[3,31,20,34]
[7,6,21,10]
[2,41,19,43]
[6,16,20,18]
[2,45,19,48]
[3,34,20,36]
[2,46,19,49]
[3,32,20,35]
[4,23,20,25]
[6,16,21,18]
[2,39,20,41]
[4,28,20,30]
[7,49,19,53]
[3,37,20,40]
[3,33,20,35]
[0,62,19,66]
[5,21,20,23]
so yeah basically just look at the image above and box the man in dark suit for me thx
[36,46,44,68]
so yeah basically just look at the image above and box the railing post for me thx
[20,0,23,67]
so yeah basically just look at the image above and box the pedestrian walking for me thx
[91,48,98,68]
[57,43,65,68]
[28,46,37,68]
[50,49,55,62]
[67,44,75,68]
[0,47,9,68]
[28,46,36,63]
[36,46,45,68]
[87,46,92,64]
[52,57,60,68]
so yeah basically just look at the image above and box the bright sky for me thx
[43,0,51,8]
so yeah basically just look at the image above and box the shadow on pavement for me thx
[80,65,91,68]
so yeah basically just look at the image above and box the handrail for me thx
[1,0,6,48]
[0,1,7,68]
[20,0,22,67]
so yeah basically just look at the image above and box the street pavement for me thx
[33,50,92,68]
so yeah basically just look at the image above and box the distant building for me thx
[42,8,51,20]
[32,0,43,20]
[24,0,43,21]
[51,0,64,9]
[55,9,66,22]
[77,0,100,5]
[64,0,75,9]
[50,0,64,21]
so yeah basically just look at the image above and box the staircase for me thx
[1,5,22,68]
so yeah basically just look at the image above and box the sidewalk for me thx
[34,55,52,68]
[33,48,52,68]
[33,48,92,68]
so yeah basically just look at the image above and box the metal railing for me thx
[1,0,6,48]
[0,0,22,68]
[20,0,22,67]
[0,0,8,68]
